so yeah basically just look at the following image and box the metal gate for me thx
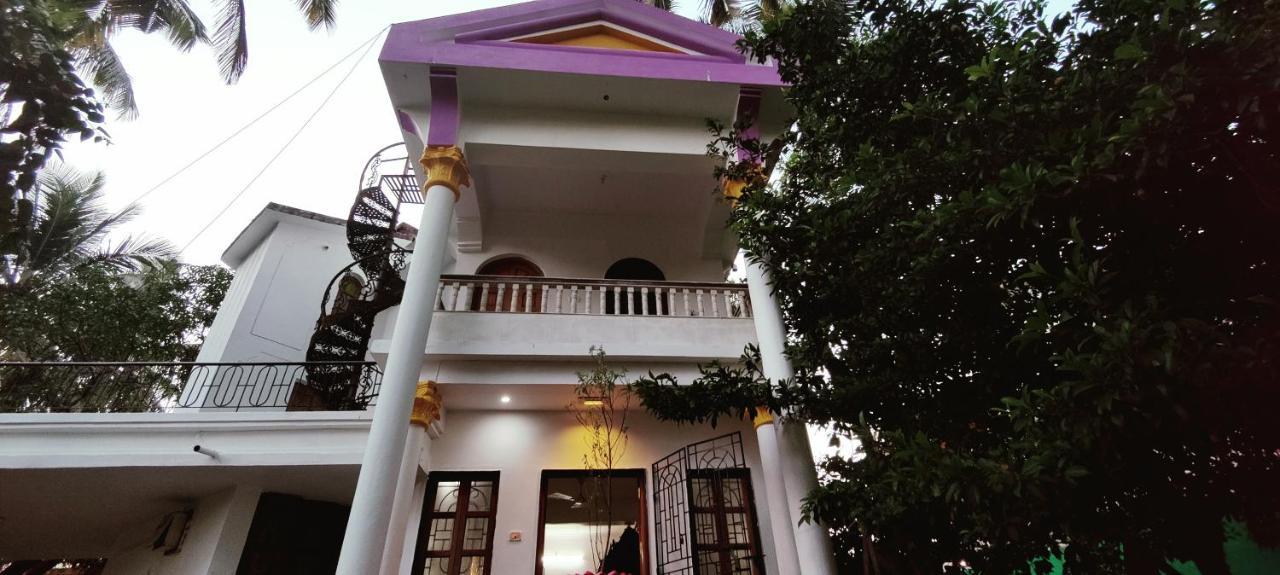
[651,432,749,575]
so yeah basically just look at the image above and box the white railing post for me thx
[570,285,579,314]
[479,283,490,312]
[641,287,649,315]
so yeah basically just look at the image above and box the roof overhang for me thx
[379,0,784,87]
[221,203,345,268]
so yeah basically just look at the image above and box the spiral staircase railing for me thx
[294,144,420,410]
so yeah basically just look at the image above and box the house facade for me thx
[0,1,836,574]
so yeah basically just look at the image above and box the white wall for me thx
[449,209,727,281]
[195,214,354,365]
[428,409,782,575]
[101,486,261,575]
[371,310,757,364]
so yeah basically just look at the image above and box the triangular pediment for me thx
[505,22,693,54]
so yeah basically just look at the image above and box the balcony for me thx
[0,361,382,413]
[370,276,758,365]
[434,275,752,318]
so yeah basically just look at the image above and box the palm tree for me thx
[1,164,176,288]
[56,0,207,119]
[643,0,784,33]
[210,0,337,86]
[55,0,336,119]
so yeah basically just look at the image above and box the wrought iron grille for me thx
[652,432,751,575]
[0,361,381,413]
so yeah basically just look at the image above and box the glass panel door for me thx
[687,469,764,575]
[412,472,500,575]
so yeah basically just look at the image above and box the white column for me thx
[744,257,838,575]
[754,411,802,575]
[380,428,426,573]
[335,179,458,575]
[397,469,430,574]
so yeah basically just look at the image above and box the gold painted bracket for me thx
[420,145,471,201]
[721,166,766,207]
[752,406,774,429]
[411,380,443,428]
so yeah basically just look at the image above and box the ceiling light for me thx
[500,395,511,404]
[580,397,605,407]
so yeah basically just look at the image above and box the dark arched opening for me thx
[474,256,544,311]
[604,258,665,315]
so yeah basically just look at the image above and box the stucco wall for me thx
[99,486,261,575]
[449,209,728,282]
[428,409,782,575]
[194,215,354,365]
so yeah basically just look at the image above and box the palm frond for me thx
[213,0,248,83]
[27,166,113,273]
[24,165,171,279]
[84,235,178,274]
[647,0,676,12]
[74,37,139,119]
[760,0,783,19]
[703,0,740,28]
[140,0,209,51]
[295,0,338,31]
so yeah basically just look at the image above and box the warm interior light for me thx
[580,397,605,407]
[500,395,511,404]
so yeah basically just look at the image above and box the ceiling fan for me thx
[548,492,584,509]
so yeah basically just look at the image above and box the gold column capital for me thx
[420,145,471,201]
[410,380,443,429]
[721,166,766,207]
[752,406,774,429]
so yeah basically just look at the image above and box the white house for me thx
[0,1,836,574]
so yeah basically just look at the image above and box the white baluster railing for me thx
[432,275,752,319]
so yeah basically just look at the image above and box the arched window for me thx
[477,256,544,277]
[473,256,544,311]
[604,258,665,315]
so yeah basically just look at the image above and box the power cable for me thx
[125,25,389,207]
[179,27,387,254]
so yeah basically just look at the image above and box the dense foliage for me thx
[1,0,106,273]
[634,0,1280,572]
[0,263,231,411]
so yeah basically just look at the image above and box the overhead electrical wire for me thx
[179,27,388,254]
[124,25,390,208]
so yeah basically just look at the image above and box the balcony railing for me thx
[435,275,753,318]
[0,361,381,414]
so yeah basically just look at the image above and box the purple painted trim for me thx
[427,68,459,146]
[453,7,744,61]
[735,87,762,163]
[466,39,739,64]
[381,40,783,86]
[395,108,419,136]
[378,0,782,86]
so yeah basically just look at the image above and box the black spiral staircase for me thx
[291,145,421,410]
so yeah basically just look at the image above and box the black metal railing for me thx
[0,361,382,413]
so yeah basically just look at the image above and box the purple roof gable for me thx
[379,0,784,87]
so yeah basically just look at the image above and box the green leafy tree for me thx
[1,0,106,269]
[0,262,232,411]
[635,0,1280,573]
[2,164,174,287]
